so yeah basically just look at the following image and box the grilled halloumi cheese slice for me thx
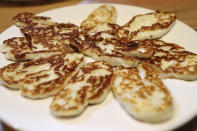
[1,23,77,61]
[118,11,176,41]
[0,52,85,99]
[20,23,78,51]
[13,12,54,28]
[21,23,78,48]
[70,31,142,68]
[0,37,70,61]
[21,22,78,39]
[146,40,197,81]
[92,31,153,58]
[80,5,117,33]
[112,63,174,123]
[50,61,113,117]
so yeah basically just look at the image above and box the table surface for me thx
[0,0,197,130]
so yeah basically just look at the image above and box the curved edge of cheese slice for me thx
[112,63,174,123]
[118,10,176,41]
[96,54,139,68]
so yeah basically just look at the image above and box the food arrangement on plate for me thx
[0,4,197,125]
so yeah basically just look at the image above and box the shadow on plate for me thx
[175,115,197,131]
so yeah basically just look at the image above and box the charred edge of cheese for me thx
[80,5,117,33]
[146,40,197,81]
[13,12,54,28]
[16,50,66,61]
[112,63,174,123]
[50,61,113,117]
[118,10,176,41]
[19,53,85,99]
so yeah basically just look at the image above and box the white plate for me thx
[0,3,197,131]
